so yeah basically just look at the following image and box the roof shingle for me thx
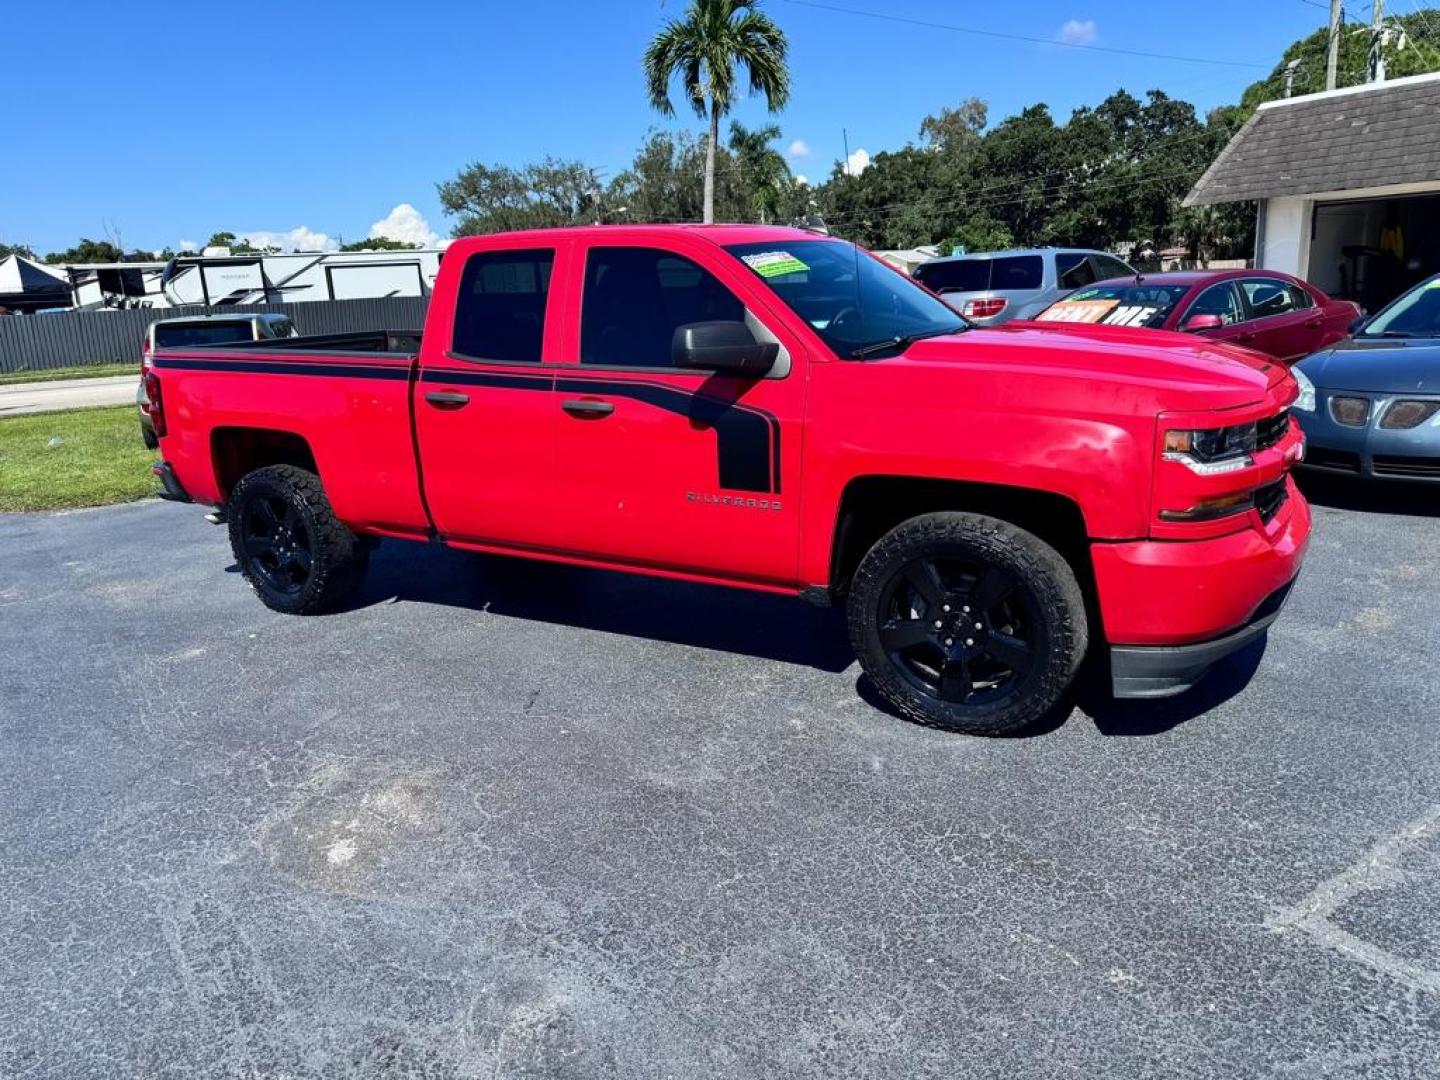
[1185,73,1440,205]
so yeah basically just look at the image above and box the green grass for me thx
[0,362,136,385]
[0,406,159,512]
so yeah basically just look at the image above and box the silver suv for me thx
[138,313,298,447]
[912,248,1137,327]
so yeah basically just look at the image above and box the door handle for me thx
[562,398,614,419]
[1236,331,1256,342]
[425,390,470,409]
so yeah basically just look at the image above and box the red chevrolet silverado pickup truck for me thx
[145,225,1310,735]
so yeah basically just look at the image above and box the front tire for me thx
[227,464,368,614]
[847,512,1087,736]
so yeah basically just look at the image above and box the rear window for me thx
[913,259,990,293]
[914,255,1042,293]
[1035,284,1191,329]
[154,322,254,347]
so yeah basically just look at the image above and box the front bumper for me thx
[1110,578,1295,698]
[1294,395,1440,482]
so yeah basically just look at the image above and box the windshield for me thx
[1361,278,1440,338]
[154,322,254,347]
[726,240,965,357]
[1035,283,1190,329]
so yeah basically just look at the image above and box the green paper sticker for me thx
[742,250,810,278]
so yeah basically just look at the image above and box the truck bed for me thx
[193,329,424,356]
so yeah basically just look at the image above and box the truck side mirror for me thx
[1182,313,1224,333]
[671,320,778,376]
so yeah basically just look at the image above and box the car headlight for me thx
[1163,423,1257,475]
[1291,367,1317,413]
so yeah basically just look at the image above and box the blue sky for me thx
[4,1,1347,255]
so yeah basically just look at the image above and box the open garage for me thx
[1187,72,1440,314]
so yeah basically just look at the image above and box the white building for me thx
[1185,72,1440,313]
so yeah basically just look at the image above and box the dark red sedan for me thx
[1030,269,1360,363]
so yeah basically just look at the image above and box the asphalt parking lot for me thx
[3,479,1439,1079]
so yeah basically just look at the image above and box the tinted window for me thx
[1241,278,1297,318]
[727,240,965,358]
[991,256,1043,291]
[1187,283,1243,326]
[453,249,553,362]
[914,259,990,293]
[581,247,744,368]
[1036,283,1191,329]
[1093,256,1134,281]
[1056,253,1095,290]
[154,322,253,347]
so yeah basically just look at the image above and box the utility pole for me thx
[842,128,851,177]
[1325,0,1342,90]
[1369,0,1387,83]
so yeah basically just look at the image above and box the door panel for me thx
[553,241,807,586]
[415,245,566,550]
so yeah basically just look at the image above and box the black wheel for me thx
[227,464,368,614]
[847,512,1087,736]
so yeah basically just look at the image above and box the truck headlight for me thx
[1163,423,1257,475]
[1291,367,1317,413]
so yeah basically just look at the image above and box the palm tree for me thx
[643,0,790,224]
[727,121,791,224]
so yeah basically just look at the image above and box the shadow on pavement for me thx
[1296,471,1440,518]
[235,537,1272,734]
[1075,636,1268,736]
[336,540,856,672]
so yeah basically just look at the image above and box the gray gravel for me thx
[2,478,1439,1078]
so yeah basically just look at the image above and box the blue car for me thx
[1293,275,1440,482]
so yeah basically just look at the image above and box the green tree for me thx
[438,158,602,235]
[0,242,36,260]
[1241,11,1440,110]
[643,0,790,224]
[726,121,791,223]
[339,237,422,252]
[43,238,123,264]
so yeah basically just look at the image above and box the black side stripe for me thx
[153,356,411,381]
[153,355,781,495]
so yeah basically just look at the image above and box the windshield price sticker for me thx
[1039,299,1159,327]
[742,251,810,278]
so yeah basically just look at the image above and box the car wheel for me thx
[847,512,1088,736]
[227,464,368,615]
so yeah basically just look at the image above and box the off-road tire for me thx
[227,465,368,615]
[847,512,1087,736]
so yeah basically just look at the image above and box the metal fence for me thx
[0,297,431,375]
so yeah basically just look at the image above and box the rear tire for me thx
[227,464,368,614]
[847,512,1087,736]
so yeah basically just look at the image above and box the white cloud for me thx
[369,203,441,248]
[844,148,870,176]
[787,139,811,159]
[793,173,809,187]
[238,226,337,253]
[178,239,197,252]
[1058,18,1098,46]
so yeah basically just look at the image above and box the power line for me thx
[773,0,1271,69]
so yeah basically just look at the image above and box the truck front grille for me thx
[1254,479,1288,524]
[1255,410,1291,452]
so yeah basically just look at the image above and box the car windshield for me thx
[1034,283,1191,329]
[1360,278,1440,338]
[154,322,253,347]
[726,240,965,357]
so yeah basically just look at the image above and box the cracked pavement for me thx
[2,478,1439,1078]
